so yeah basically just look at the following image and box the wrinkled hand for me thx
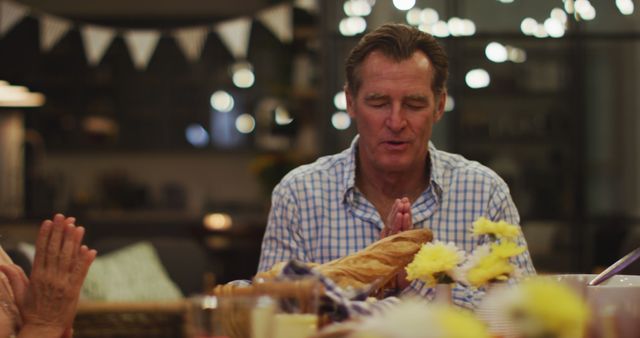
[0,268,21,337]
[1,214,96,338]
[381,198,413,291]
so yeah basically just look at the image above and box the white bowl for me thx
[552,274,640,337]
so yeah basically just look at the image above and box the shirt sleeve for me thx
[257,181,308,273]
[487,178,537,277]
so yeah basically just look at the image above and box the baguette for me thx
[316,228,432,290]
[257,228,433,290]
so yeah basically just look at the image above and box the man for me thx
[258,23,535,308]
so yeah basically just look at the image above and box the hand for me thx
[2,214,96,338]
[381,197,412,239]
[381,198,412,291]
[0,269,21,338]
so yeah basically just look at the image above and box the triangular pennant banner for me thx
[0,0,29,36]
[257,4,293,44]
[80,25,116,66]
[215,17,252,59]
[39,14,72,52]
[294,0,318,14]
[173,26,209,62]
[123,30,161,70]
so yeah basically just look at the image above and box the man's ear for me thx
[435,91,446,122]
[345,85,356,118]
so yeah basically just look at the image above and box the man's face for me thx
[346,50,446,174]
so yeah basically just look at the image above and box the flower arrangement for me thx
[481,277,590,338]
[458,241,525,288]
[405,241,465,286]
[457,218,526,288]
[472,217,520,240]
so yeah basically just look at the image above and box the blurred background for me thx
[1,0,639,289]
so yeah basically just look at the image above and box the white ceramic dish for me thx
[552,274,640,337]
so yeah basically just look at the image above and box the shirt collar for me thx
[427,141,444,198]
[341,135,359,203]
[342,136,444,203]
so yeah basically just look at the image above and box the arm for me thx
[257,183,307,273]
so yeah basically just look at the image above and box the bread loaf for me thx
[316,228,432,289]
[257,228,433,290]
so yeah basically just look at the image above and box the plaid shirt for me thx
[258,136,536,309]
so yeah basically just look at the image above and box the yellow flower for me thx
[491,241,525,258]
[436,306,491,338]
[472,217,520,240]
[405,241,465,286]
[511,278,590,338]
[466,254,514,287]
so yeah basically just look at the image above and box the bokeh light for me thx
[444,95,455,112]
[232,63,255,88]
[617,0,634,15]
[332,111,351,130]
[339,16,367,36]
[235,113,255,133]
[393,0,416,11]
[210,90,234,112]
[544,18,565,38]
[344,0,372,16]
[465,69,491,89]
[521,18,538,36]
[185,124,209,148]
[485,42,508,63]
[203,213,232,231]
[334,91,347,110]
[431,21,450,38]
[274,105,293,125]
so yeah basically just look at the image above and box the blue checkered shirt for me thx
[257,136,536,309]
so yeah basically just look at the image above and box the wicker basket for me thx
[73,301,188,338]
[207,279,324,338]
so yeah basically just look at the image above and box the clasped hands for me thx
[0,214,96,338]
[380,197,412,291]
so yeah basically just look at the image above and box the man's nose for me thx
[386,104,407,131]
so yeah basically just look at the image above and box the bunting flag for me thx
[80,25,116,66]
[123,30,161,70]
[215,17,252,60]
[173,26,209,62]
[257,3,293,44]
[0,0,28,36]
[294,0,319,14]
[0,2,299,70]
[39,14,72,52]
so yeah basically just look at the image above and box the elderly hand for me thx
[381,197,412,239]
[0,214,96,338]
[381,198,413,292]
[0,265,21,338]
